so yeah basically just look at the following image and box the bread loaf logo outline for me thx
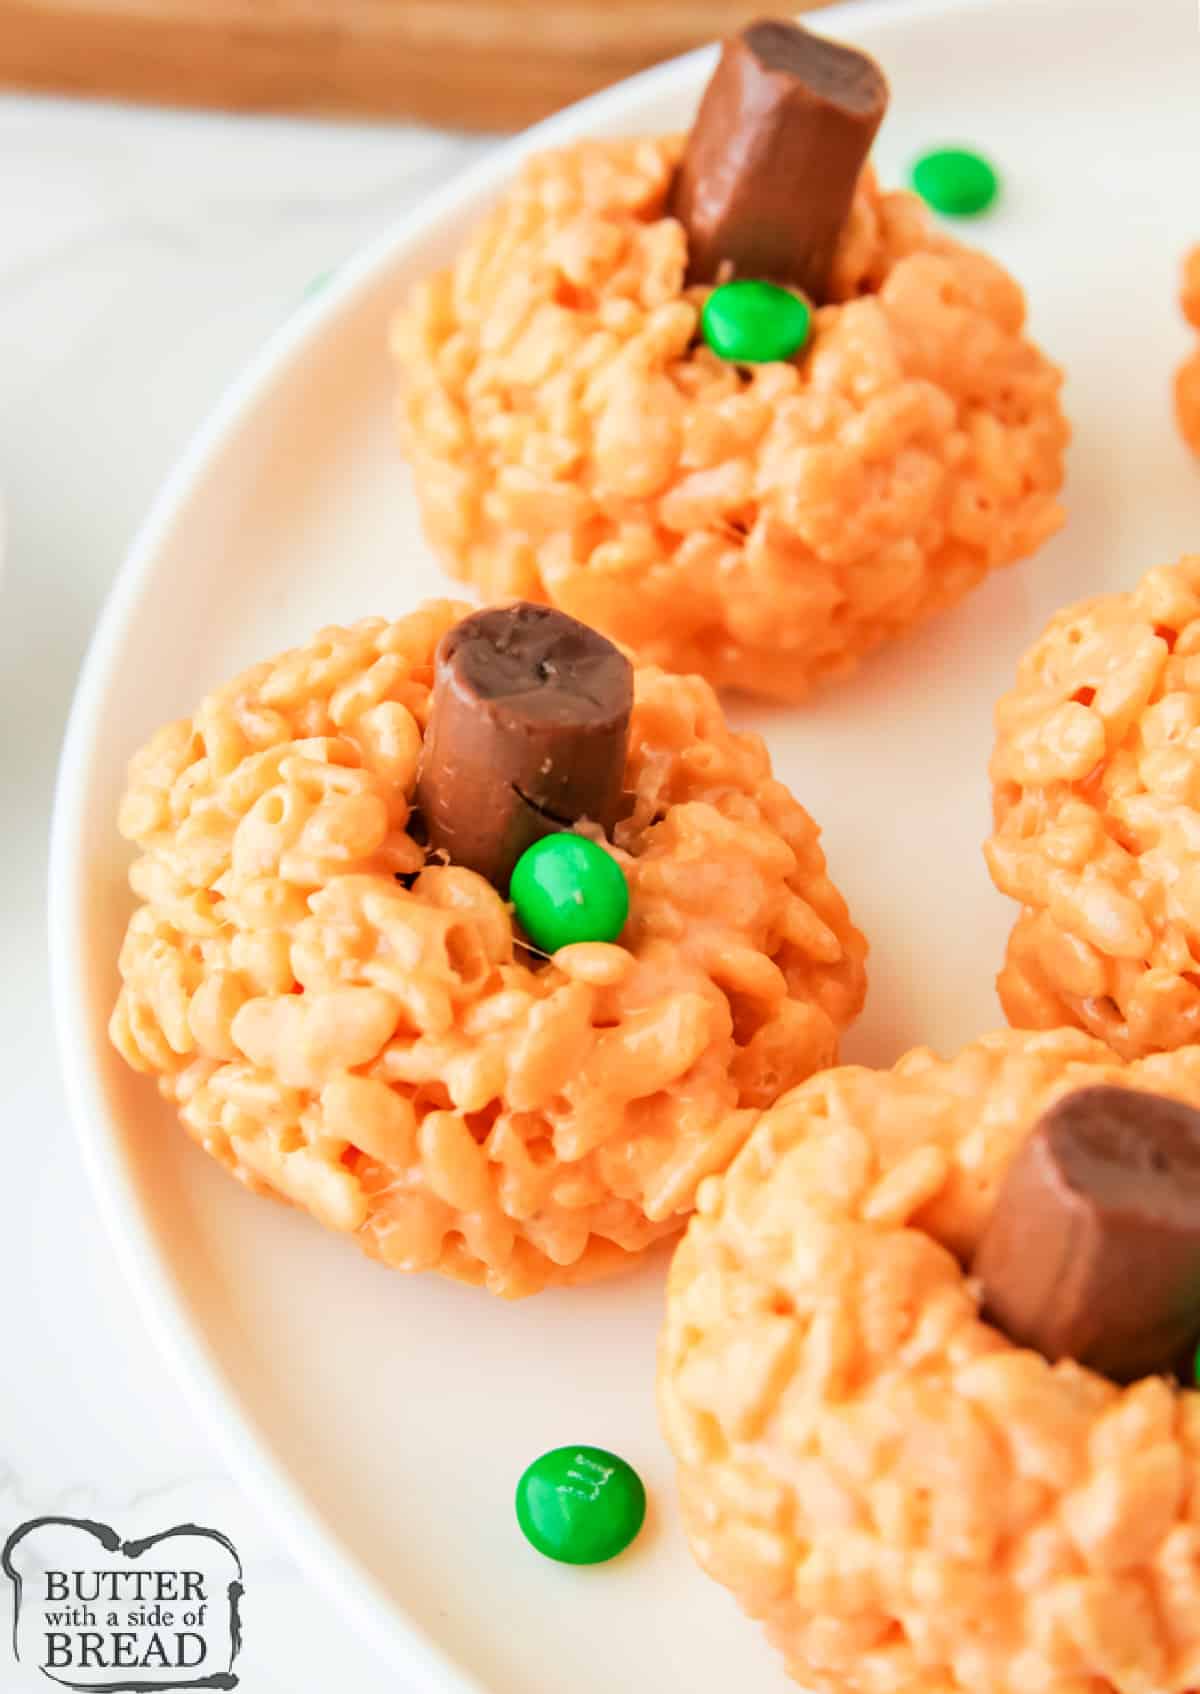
[2,1517,243,1691]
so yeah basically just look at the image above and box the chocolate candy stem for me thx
[416,603,633,892]
[670,18,889,300]
[972,1085,1200,1383]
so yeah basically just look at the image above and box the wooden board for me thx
[0,0,835,132]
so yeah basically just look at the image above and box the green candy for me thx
[701,278,812,365]
[515,1445,646,1565]
[1194,1338,1200,1390]
[509,833,629,953]
[910,147,999,217]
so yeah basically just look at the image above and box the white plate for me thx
[49,1,1200,1689]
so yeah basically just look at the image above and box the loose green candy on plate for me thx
[509,833,629,953]
[701,278,812,365]
[515,1445,647,1565]
[910,147,999,217]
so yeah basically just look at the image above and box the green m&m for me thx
[515,1445,646,1565]
[509,833,629,953]
[910,147,999,218]
[701,278,812,365]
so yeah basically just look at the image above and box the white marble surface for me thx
[0,93,489,1691]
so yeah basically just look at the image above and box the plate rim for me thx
[46,0,1075,1683]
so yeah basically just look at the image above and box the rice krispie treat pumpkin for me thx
[986,554,1200,1060]
[659,1027,1200,1694]
[109,599,865,1297]
[1175,246,1200,456]
[392,20,1067,701]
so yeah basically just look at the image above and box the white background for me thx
[0,92,487,1692]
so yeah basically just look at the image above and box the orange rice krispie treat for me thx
[659,1027,1200,1694]
[1175,246,1200,456]
[392,22,1067,701]
[109,600,865,1297]
[986,555,1200,1060]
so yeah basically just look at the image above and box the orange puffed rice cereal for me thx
[1175,247,1200,457]
[109,601,866,1297]
[987,556,1200,1059]
[392,138,1068,701]
[659,1027,1200,1694]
